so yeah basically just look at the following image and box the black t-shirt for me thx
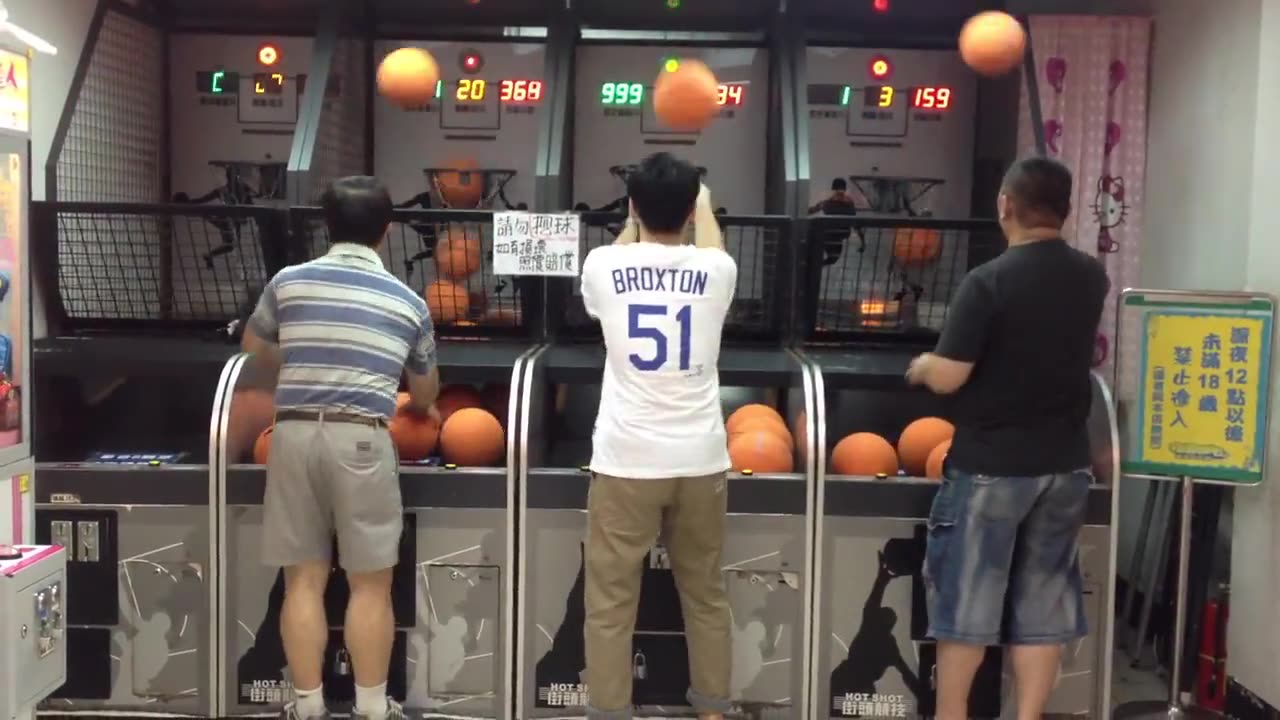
[934,238,1109,476]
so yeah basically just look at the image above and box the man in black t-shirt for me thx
[808,178,864,263]
[905,156,1108,720]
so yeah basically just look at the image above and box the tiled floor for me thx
[1112,649,1172,710]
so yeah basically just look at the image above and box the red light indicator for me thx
[459,49,484,74]
[873,0,889,12]
[869,56,892,80]
[257,44,280,67]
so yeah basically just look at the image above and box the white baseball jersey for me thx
[581,241,738,478]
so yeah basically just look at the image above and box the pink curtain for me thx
[1017,16,1151,384]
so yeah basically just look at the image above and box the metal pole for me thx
[1168,475,1193,709]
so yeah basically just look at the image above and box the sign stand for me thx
[1112,289,1276,720]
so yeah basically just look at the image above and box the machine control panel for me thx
[0,545,68,718]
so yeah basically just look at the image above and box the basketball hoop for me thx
[208,160,288,204]
[422,167,519,209]
[849,175,944,216]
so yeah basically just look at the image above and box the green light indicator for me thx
[435,79,443,99]
[666,0,680,8]
[211,70,225,94]
[663,58,679,73]
[840,85,851,106]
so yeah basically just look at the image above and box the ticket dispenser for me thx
[0,545,68,720]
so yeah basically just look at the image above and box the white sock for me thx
[293,684,326,719]
[355,683,388,719]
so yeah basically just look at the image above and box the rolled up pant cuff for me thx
[687,687,733,715]
[585,704,632,720]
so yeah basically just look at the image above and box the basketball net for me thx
[424,168,518,210]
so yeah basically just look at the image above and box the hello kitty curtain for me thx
[1017,15,1152,384]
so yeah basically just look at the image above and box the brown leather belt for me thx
[275,409,386,428]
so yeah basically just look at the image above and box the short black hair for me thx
[831,178,848,192]
[319,176,394,247]
[625,152,701,235]
[1001,156,1073,228]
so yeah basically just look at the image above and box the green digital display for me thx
[196,70,241,94]
[601,81,644,106]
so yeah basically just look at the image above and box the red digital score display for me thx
[716,83,746,106]
[499,79,543,103]
[911,86,952,110]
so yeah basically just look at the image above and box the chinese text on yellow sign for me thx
[1138,307,1272,483]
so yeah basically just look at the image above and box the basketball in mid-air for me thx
[958,11,1027,77]
[654,58,720,132]
[377,47,440,107]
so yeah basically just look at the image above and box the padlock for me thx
[334,647,351,676]
[632,651,647,680]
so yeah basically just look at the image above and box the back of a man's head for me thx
[831,178,848,192]
[1000,156,1073,230]
[320,176,394,247]
[626,152,701,235]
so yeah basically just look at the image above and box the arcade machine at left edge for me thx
[0,43,71,720]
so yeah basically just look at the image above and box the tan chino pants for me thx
[583,471,732,718]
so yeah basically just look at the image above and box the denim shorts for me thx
[923,462,1092,646]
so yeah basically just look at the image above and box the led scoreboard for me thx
[598,80,747,107]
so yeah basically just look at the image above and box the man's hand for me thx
[905,353,932,386]
[697,182,712,210]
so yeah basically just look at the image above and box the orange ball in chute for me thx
[959,11,1027,77]
[728,430,793,474]
[892,227,942,265]
[725,404,785,435]
[434,159,483,208]
[654,58,720,132]
[831,432,899,477]
[435,226,482,280]
[252,426,273,465]
[926,439,952,480]
[426,281,470,324]
[436,385,484,423]
[389,393,441,461]
[439,408,506,467]
[898,417,956,476]
[377,47,441,108]
[729,414,794,451]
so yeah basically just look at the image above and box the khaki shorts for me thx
[261,418,403,573]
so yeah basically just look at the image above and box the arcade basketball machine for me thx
[516,2,814,718]
[219,2,554,719]
[29,1,339,715]
[785,2,1122,718]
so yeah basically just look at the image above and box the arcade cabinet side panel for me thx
[0,458,33,544]
[0,133,29,467]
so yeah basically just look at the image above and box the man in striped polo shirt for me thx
[242,176,440,720]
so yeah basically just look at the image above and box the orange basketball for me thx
[229,389,275,460]
[252,426,273,465]
[425,281,470,324]
[831,432,899,477]
[436,384,484,423]
[729,415,794,451]
[725,403,785,435]
[439,408,506,466]
[791,411,808,454]
[654,58,720,132]
[925,439,952,480]
[959,11,1027,77]
[728,430,793,474]
[898,417,956,476]
[435,226,482,280]
[892,227,942,264]
[377,47,441,108]
[389,393,441,460]
[435,159,483,208]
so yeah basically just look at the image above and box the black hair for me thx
[1001,156,1073,228]
[625,152,701,235]
[319,176,394,247]
[831,177,847,192]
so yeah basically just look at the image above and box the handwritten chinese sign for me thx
[1126,294,1274,484]
[492,211,580,277]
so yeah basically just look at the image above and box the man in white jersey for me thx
[578,152,737,720]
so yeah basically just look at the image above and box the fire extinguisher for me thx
[1195,584,1229,711]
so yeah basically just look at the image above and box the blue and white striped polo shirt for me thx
[247,242,436,419]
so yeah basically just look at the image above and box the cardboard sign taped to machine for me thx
[493,211,580,277]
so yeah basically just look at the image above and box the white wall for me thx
[1137,0,1278,706]
[15,0,99,201]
